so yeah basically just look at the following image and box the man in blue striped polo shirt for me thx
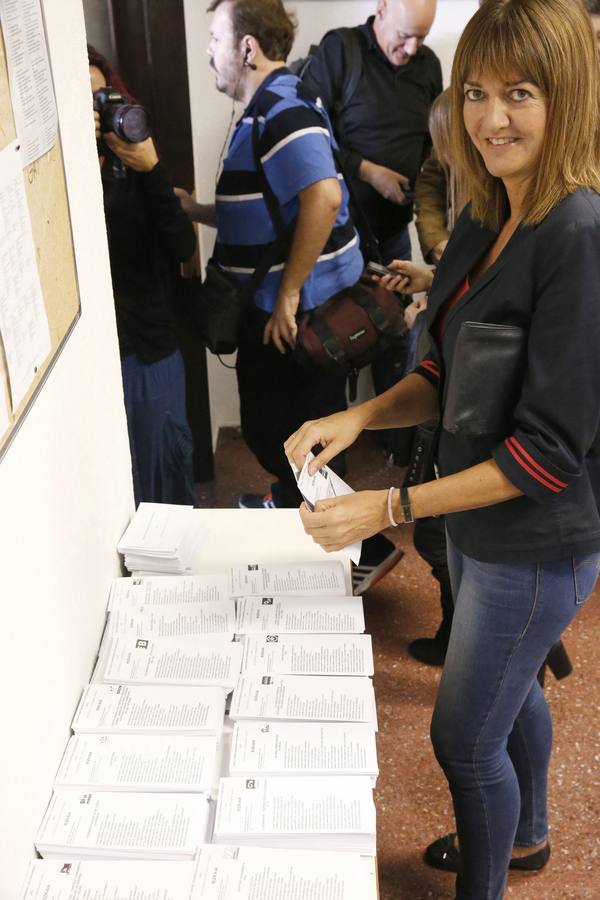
[190,0,364,509]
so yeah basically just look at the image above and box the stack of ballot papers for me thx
[72,683,227,736]
[117,503,206,574]
[20,860,198,900]
[235,594,365,633]
[108,573,230,610]
[106,596,236,638]
[34,791,212,860]
[190,845,378,900]
[53,733,219,793]
[21,847,378,900]
[229,674,378,725]
[240,633,375,676]
[213,775,377,854]
[102,634,243,691]
[229,561,348,596]
[229,721,379,784]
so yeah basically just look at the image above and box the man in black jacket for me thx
[302,0,442,266]
[302,0,442,465]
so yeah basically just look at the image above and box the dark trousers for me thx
[236,306,346,507]
[121,349,195,507]
[413,515,454,636]
[405,425,453,633]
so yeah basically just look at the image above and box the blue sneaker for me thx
[238,491,278,509]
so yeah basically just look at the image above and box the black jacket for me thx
[102,159,196,362]
[302,19,442,236]
[416,189,600,563]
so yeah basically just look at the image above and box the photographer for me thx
[88,46,197,506]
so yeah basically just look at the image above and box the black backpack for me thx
[289,28,364,128]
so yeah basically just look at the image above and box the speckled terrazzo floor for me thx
[197,426,600,900]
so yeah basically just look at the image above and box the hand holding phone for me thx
[366,261,396,278]
[366,260,411,285]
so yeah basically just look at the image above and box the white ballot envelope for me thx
[291,452,362,565]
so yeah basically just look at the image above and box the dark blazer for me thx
[416,189,600,563]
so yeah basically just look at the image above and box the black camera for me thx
[93,86,151,144]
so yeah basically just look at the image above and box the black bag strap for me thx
[351,288,406,338]
[251,103,381,266]
[252,115,291,245]
[310,312,348,367]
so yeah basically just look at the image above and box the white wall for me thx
[0,2,134,896]
[183,0,478,439]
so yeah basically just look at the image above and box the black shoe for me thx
[409,636,448,666]
[424,832,551,874]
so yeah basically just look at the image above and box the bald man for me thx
[304,0,441,264]
[302,0,442,494]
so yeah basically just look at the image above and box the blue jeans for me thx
[431,537,600,900]
[122,350,195,507]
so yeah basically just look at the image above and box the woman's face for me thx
[462,70,547,192]
[89,65,107,93]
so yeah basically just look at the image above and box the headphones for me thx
[243,44,257,70]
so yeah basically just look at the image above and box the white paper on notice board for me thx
[0,139,50,410]
[0,0,58,167]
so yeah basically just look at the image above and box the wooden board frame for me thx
[0,10,81,461]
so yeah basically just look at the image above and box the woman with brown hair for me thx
[285,1,600,896]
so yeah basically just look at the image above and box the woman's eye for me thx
[511,88,530,101]
[465,88,483,101]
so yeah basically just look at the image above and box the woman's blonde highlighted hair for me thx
[450,0,600,230]
[429,89,468,230]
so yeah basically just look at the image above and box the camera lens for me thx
[114,105,150,143]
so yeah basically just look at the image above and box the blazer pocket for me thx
[443,322,527,436]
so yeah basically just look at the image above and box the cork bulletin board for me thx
[0,20,80,460]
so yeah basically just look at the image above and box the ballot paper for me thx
[108,574,229,610]
[189,845,378,900]
[102,634,243,691]
[229,561,346,597]
[117,503,206,574]
[229,674,378,727]
[53,733,218,793]
[292,452,362,565]
[235,594,365,633]
[229,721,379,784]
[72,683,226,736]
[20,859,197,900]
[107,597,236,637]
[0,0,58,166]
[241,633,374,676]
[213,776,377,854]
[35,791,212,860]
[21,850,378,900]
[0,139,50,408]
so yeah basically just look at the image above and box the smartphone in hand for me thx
[365,260,411,284]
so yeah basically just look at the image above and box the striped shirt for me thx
[215,69,363,313]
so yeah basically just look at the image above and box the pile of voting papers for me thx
[117,503,206,574]
[21,847,378,900]
[34,791,213,860]
[30,555,379,899]
[212,775,377,854]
